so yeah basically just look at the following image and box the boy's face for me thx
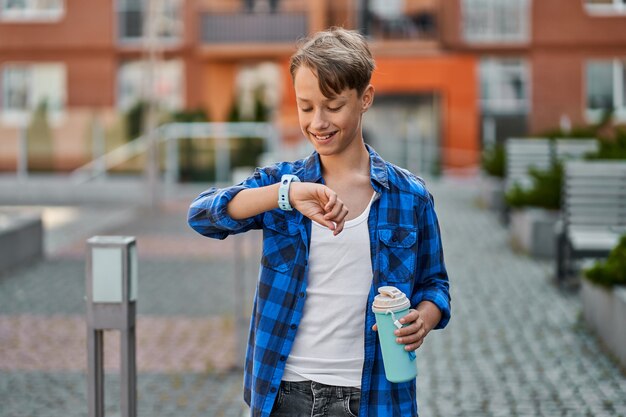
[294,65,373,158]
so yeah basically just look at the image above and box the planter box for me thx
[582,279,626,370]
[0,212,43,273]
[509,208,559,259]
[477,174,504,212]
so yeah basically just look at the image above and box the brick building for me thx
[0,0,624,174]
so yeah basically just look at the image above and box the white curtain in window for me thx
[118,60,183,112]
[31,63,66,114]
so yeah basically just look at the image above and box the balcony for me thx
[360,0,439,42]
[200,11,307,44]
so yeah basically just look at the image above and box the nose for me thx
[310,108,330,132]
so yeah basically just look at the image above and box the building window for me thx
[117,60,184,112]
[462,0,530,44]
[117,0,182,44]
[584,0,626,15]
[480,58,529,114]
[586,59,626,121]
[0,0,64,21]
[1,63,66,125]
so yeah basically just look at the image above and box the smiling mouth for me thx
[310,131,338,141]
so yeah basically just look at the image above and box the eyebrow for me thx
[296,96,347,103]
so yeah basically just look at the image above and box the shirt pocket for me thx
[261,211,300,274]
[378,227,417,283]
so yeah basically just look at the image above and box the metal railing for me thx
[69,122,279,185]
[200,11,307,43]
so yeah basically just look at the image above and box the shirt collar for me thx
[300,144,389,190]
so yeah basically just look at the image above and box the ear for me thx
[361,84,375,113]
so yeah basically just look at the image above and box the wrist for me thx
[278,174,300,211]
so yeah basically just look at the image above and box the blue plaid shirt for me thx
[188,145,450,417]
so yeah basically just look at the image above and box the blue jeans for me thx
[270,380,361,417]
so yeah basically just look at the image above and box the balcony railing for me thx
[200,12,308,44]
[462,0,530,44]
[360,0,439,41]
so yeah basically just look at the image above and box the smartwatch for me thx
[278,174,300,211]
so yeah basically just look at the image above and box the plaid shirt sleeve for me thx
[187,167,274,239]
[410,193,451,329]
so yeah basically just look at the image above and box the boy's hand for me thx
[290,182,349,235]
[371,309,427,351]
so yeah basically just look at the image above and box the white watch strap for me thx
[278,175,300,211]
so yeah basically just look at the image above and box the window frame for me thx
[583,0,626,16]
[479,57,531,115]
[1,62,67,126]
[116,0,183,46]
[462,0,531,45]
[585,59,626,122]
[0,0,65,22]
[116,59,185,113]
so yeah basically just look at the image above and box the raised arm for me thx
[228,181,350,235]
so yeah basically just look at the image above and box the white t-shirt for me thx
[282,193,376,388]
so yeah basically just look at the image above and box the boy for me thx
[188,27,450,417]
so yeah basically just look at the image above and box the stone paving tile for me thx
[0,370,244,417]
[0,259,253,317]
[415,178,626,417]
[2,177,626,417]
[0,315,235,373]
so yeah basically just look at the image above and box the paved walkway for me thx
[1,178,625,417]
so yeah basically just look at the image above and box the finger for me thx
[398,309,419,325]
[332,206,349,225]
[331,208,348,236]
[371,324,378,332]
[404,338,424,351]
[333,219,345,236]
[394,321,423,337]
[324,199,345,220]
[396,329,424,345]
[324,191,337,212]
[311,214,336,231]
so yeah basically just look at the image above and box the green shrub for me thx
[481,144,505,178]
[170,108,209,182]
[125,101,147,142]
[505,162,563,210]
[587,127,626,160]
[27,100,54,171]
[584,235,626,287]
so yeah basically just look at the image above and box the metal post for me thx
[87,328,104,417]
[215,124,230,183]
[143,0,162,208]
[86,236,138,417]
[165,136,178,185]
[92,117,106,181]
[17,124,28,180]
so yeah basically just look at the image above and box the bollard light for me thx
[86,236,137,417]
[88,236,137,303]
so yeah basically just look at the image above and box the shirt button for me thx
[290,324,297,330]
[270,387,277,393]
[299,292,305,298]
[280,224,287,230]
[280,355,286,361]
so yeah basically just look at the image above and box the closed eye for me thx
[328,105,344,112]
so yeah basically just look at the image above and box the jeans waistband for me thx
[281,380,360,399]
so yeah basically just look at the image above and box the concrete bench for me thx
[505,138,552,191]
[502,138,599,224]
[0,211,43,273]
[554,138,598,161]
[505,138,599,191]
[555,161,626,281]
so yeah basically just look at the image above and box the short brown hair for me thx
[289,27,375,98]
